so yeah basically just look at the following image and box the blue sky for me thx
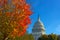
[26,0,60,34]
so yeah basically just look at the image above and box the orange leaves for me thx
[0,11,2,16]
[6,12,11,17]
[18,16,31,27]
[11,25,26,37]
[22,4,32,16]
[0,0,32,37]
[12,0,19,5]
[24,10,32,16]
[12,0,25,5]
[24,16,31,24]
[19,0,25,3]
[3,0,8,4]
[18,29,26,37]
[11,1,32,37]
[19,0,25,4]
[23,4,30,10]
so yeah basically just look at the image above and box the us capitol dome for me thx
[32,15,45,40]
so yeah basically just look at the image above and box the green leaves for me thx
[38,34,58,40]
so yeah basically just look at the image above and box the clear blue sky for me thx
[26,0,60,34]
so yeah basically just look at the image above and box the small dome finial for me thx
[38,14,40,21]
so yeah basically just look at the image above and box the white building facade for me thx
[32,16,45,40]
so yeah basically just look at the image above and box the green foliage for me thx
[38,34,58,40]
[48,33,58,40]
[38,34,49,40]
[0,32,4,40]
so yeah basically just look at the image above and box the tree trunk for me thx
[3,34,8,40]
[5,37,8,40]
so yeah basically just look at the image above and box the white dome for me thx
[32,15,45,40]
[32,16,45,31]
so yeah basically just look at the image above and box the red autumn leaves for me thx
[11,0,32,37]
[0,0,8,6]
[12,0,25,5]
[0,0,32,37]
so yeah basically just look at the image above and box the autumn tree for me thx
[0,0,32,40]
